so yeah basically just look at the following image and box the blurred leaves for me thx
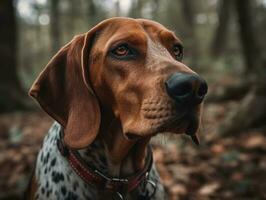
[9,126,23,144]
[0,112,52,199]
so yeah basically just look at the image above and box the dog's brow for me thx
[160,30,181,44]
[109,32,146,46]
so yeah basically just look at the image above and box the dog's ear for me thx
[29,29,101,149]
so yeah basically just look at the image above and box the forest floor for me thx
[0,100,266,200]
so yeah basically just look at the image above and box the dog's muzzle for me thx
[165,72,208,145]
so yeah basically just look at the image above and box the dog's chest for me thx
[34,123,165,200]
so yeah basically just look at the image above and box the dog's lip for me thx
[153,113,200,137]
[124,112,200,141]
[124,116,187,141]
[184,114,199,135]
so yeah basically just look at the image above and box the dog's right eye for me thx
[114,45,129,56]
[173,44,183,61]
[110,44,135,59]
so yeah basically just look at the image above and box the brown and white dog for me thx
[26,17,207,200]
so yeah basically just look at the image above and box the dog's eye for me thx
[112,44,131,57]
[173,44,183,60]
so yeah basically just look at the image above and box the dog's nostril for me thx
[197,81,208,97]
[125,132,142,140]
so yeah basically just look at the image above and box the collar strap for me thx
[56,133,153,193]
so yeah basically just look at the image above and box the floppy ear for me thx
[29,31,100,149]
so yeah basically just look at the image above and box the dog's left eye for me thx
[111,44,133,58]
[173,44,183,61]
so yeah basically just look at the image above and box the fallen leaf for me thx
[198,182,220,196]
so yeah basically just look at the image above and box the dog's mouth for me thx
[124,99,201,145]
[124,114,200,145]
[151,112,200,145]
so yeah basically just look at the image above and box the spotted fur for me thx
[34,122,165,199]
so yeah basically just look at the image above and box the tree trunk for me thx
[114,0,121,16]
[66,0,79,36]
[88,0,97,27]
[50,0,61,54]
[181,0,194,30]
[0,0,18,87]
[151,0,160,20]
[0,0,29,112]
[235,0,261,73]
[129,0,144,18]
[210,0,232,57]
[180,0,199,67]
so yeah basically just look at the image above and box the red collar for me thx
[56,135,153,194]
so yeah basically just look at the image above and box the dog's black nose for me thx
[165,72,208,105]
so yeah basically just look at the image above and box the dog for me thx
[26,17,208,200]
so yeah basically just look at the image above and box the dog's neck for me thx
[78,117,151,177]
[78,137,149,178]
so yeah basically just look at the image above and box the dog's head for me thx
[29,17,207,149]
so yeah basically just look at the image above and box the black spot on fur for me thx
[44,168,47,174]
[41,187,45,194]
[34,194,39,200]
[43,152,50,164]
[55,191,59,198]
[50,157,57,167]
[61,186,67,196]
[45,181,49,188]
[52,171,65,183]
[40,152,43,162]
[46,190,51,198]
[66,191,78,200]
[73,181,79,191]
[50,135,57,143]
